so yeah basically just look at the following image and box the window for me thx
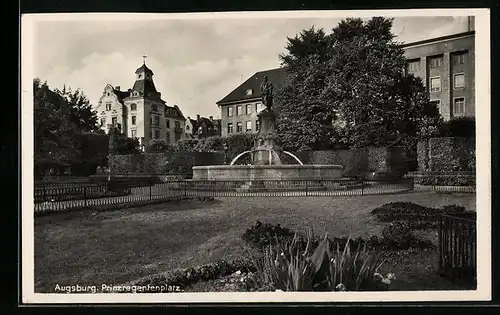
[131,115,136,125]
[154,115,160,126]
[227,123,233,134]
[246,89,253,96]
[430,100,441,114]
[407,59,420,72]
[454,73,465,89]
[106,103,112,111]
[175,133,181,141]
[112,117,117,126]
[149,130,153,139]
[227,107,233,117]
[256,120,260,131]
[131,130,137,138]
[151,104,158,112]
[246,104,253,115]
[186,125,190,131]
[452,51,467,65]
[429,56,442,68]
[453,97,466,115]
[430,77,441,92]
[166,119,170,128]
[175,121,181,130]
[236,122,243,133]
[256,102,265,113]
[154,130,160,139]
[100,118,106,126]
[236,105,243,116]
[130,103,137,111]
[246,121,252,132]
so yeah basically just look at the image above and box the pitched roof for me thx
[216,67,287,105]
[113,89,129,103]
[131,79,160,98]
[401,31,475,48]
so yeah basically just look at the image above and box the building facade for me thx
[216,68,286,137]
[95,62,186,148]
[402,30,475,121]
[184,115,221,139]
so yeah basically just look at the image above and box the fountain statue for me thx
[192,73,343,184]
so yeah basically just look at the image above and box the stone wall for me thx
[109,152,225,177]
[417,137,475,172]
[290,146,408,177]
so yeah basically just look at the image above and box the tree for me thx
[145,139,171,153]
[275,17,443,153]
[55,86,99,132]
[34,79,80,178]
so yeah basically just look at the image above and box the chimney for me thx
[197,114,200,120]
[467,16,475,32]
[209,116,213,121]
[115,86,120,91]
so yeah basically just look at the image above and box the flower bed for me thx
[370,202,468,229]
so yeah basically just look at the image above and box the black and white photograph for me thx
[21,9,491,303]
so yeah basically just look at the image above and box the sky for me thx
[30,13,473,120]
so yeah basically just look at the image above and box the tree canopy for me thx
[275,17,443,153]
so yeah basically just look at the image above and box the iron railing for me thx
[438,212,477,287]
[33,178,414,214]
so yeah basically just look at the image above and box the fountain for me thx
[192,75,343,184]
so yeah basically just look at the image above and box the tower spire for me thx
[142,54,147,65]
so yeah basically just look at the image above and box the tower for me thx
[123,59,166,148]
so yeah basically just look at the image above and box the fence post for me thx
[361,179,364,196]
[305,180,308,197]
[43,183,47,202]
[184,180,187,197]
[149,180,152,201]
[84,186,87,208]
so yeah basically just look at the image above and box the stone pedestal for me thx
[252,109,282,165]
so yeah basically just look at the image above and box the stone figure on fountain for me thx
[260,75,274,111]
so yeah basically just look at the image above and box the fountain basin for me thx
[192,164,343,181]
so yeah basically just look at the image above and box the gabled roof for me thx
[216,67,287,105]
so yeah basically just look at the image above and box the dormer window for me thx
[138,74,143,79]
[246,89,253,96]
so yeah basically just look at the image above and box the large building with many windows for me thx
[402,29,475,121]
[95,62,186,148]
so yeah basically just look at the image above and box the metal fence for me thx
[33,178,414,214]
[438,212,477,286]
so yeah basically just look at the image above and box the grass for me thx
[34,191,476,292]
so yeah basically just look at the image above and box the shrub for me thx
[242,221,295,249]
[412,174,476,186]
[381,222,434,250]
[440,117,475,138]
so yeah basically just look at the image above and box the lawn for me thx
[34,191,476,292]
